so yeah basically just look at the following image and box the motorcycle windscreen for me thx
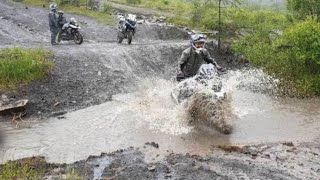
[197,64,217,78]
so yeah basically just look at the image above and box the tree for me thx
[287,0,320,21]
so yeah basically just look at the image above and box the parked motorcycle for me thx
[57,17,83,45]
[117,14,137,44]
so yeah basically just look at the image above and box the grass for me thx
[0,157,47,180]
[60,4,114,24]
[0,47,54,91]
[110,0,193,14]
[0,157,84,180]
[21,0,115,25]
[65,168,83,180]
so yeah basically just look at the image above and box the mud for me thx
[24,142,320,179]
[188,90,233,134]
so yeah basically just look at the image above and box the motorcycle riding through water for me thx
[57,17,83,45]
[170,34,232,134]
[171,63,226,104]
[117,14,137,44]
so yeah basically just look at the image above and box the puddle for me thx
[1,69,320,164]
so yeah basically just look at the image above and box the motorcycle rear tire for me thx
[127,31,133,44]
[74,32,83,45]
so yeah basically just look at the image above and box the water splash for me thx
[113,78,192,135]
[222,68,279,94]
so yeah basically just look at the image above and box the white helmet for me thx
[191,34,206,54]
[127,14,136,22]
[49,3,57,11]
[191,34,206,45]
[70,17,76,24]
[118,15,125,22]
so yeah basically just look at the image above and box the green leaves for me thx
[232,18,320,97]
[287,0,320,21]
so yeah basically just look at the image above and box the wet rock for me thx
[276,153,288,161]
[147,165,156,171]
[137,19,144,24]
[145,142,159,148]
[282,142,294,147]
[236,172,250,180]
[52,167,63,174]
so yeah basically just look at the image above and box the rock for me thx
[1,94,9,102]
[236,172,250,180]
[282,142,294,146]
[57,116,66,119]
[147,165,156,171]
[137,20,144,24]
[145,142,159,148]
[52,167,63,174]
[98,71,102,76]
[0,99,28,114]
[159,16,166,21]
[276,153,288,161]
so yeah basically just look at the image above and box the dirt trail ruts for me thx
[0,0,190,117]
[20,143,320,180]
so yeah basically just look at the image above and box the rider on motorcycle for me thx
[57,10,68,35]
[177,34,223,81]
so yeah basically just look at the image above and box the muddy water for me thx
[1,69,320,164]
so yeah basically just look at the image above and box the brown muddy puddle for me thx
[1,70,320,164]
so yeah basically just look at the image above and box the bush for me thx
[58,0,76,6]
[126,0,141,5]
[101,2,112,13]
[232,18,320,97]
[0,47,54,91]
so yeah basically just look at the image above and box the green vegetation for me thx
[21,0,114,24]
[0,158,47,180]
[0,47,54,91]
[65,168,83,180]
[111,0,193,13]
[287,0,320,21]
[233,19,320,96]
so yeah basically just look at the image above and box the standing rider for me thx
[177,34,223,81]
[48,3,59,45]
